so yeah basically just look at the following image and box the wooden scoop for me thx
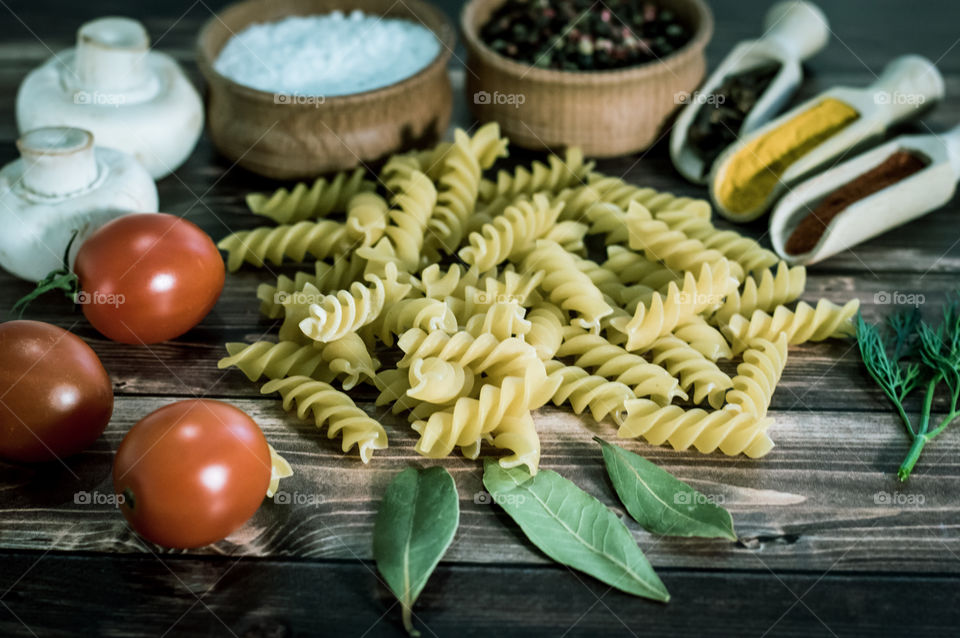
[670,1,830,184]
[769,124,960,265]
[710,55,945,222]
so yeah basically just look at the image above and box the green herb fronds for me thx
[858,294,960,481]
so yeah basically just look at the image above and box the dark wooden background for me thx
[2,0,960,636]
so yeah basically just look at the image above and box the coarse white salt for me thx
[213,10,441,97]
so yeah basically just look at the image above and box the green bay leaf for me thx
[482,459,669,602]
[597,438,736,540]
[373,466,459,636]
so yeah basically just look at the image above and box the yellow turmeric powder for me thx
[716,97,860,217]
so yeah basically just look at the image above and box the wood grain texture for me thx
[2,552,959,638]
[2,0,960,635]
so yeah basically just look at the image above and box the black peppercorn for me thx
[479,0,692,71]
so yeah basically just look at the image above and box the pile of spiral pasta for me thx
[217,123,859,475]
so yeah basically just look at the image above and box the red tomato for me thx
[0,320,113,462]
[73,213,224,344]
[113,399,271,548]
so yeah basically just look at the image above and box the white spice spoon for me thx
[670,1,830,184]
[769,124,960,265]
[709,54,945,222]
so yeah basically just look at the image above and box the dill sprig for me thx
[858,294,960,480]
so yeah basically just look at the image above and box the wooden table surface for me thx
[2,0,960,636]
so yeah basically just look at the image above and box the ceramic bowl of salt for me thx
[197,0,454,179]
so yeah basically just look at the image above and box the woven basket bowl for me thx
[461,0,713,157]
[197,0,454,179]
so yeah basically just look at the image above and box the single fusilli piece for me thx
[526,303,567,360]
[428,124,508,254]
[648,335,733,409]
[725,335,789,417]
[459,194,565,272]
[262,376,388,463]
[382,171,438,272]
[345,192,389,247]
[521,240,613,332]
[454,268,545,323]
[623,202,744,282]
[558,326,685,404]
[257,258,365,319]
[464,300,533,340]
[611,261,738,352]
[544,220,589,256]
[415,263,481,300]
[479,147,592,202]
[407,357,477,404]
[712,262,807,325]
[319,332,380,390]
[575,255,626,299]
[655,209,780,274]
[219,340,331,382]
[219,220,349,272]
[246,168,374,224]
[397,329,541,381]
[277,282,326,343]
[672,316,734,361]
[545,359,634,425]
[620,398,775,458]
[588,172,712,219]
[374,296,458,346]
[374,367,418,415]
[411,367,557,463]
[489,411,542,475]
[601,246,681,293]
[724,299,860,353]
[300,264,410,343]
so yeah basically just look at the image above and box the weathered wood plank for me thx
[2,397,957,573]
[1,551,958,638]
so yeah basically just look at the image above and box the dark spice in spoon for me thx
[785,149,928,255]
[687,61,781,176]
[479,0,691,72]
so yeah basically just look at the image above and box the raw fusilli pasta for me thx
[672,316,734,361]
[655,209,780,274]
[725,335,788,417]
[612,260,737,352]
[223,127,859,470]
[374,297,458,346]
[648,335,733,409]
[407,357,476,404]
[464,300,532,340]
[479,147,592,202]
[545,359,634,424]
[411,367,558,468]
[218,220,349,272]
[427,124,508,254]
[246,168,374,224]
[262,376,388,463]
[345,191,389,247]
[620,398,775,458]
[521,240,613,332]
[557,326,685,404]
[526,303,566,361]
[459,194,565,271]
[257,258,365,319]
[219,340,330,382]
[398,329,540,381]
[624,202,744,282]
[724,299,860,352]
[711,262,807,325]
[300,264,410,343]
